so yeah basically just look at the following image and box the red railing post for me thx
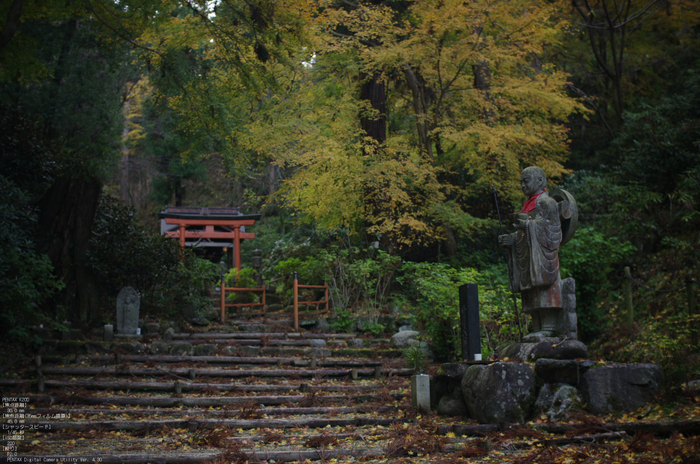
[293,272,299,330]
[220,273,226,323]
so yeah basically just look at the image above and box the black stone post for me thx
[459,283,481,361]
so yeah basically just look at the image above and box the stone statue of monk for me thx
[499,166,563,341]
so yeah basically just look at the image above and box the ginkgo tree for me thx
[239,0,586,249]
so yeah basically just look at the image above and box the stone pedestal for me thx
[411,374,430,412]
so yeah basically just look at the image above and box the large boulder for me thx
[461,362,536,424]
[391,330,419,348]
[579,363,662,415]
[535,359,580,385]
[499,340,588,362]
[534,383,584,421]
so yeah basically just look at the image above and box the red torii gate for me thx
[159,207,261,271]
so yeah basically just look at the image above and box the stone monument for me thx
[498,166,578,342]
[117,286,140,335]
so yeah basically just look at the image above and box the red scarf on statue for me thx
[521,190,546,213]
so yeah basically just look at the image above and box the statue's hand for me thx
[498,235,515,246]
[513,218,528,230]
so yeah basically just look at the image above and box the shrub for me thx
[559,226,636,341]
[0,175,65,344]
[87,195,219,320]
[224,267,260,303]
[398,262,519,361]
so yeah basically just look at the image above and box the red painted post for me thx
[233,226,242,272]
[220,274,226,323]
[179,224,186,247]
[324,282,329,311]
[293,272,299,330]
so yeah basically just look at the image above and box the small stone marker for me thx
[411,374,430,412]
[104,324,114,342]
[117,287,140,335]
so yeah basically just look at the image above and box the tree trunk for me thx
[0,0,23,52]
[37,176,102,323]
[267,161,278,196]
[360,72,386,143]
[403,64,434,163]
[120,100,131,205]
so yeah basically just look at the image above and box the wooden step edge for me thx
[39,367,414,378]
[1,417,412,432]
[16,393,406,408]
[0,379,401,392]
[86,355,385,367]
[180,333,358,340]
[27,405,397,417]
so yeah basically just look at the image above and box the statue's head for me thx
[520,166,547,197]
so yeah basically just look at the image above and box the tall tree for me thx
[555,0,700,168]
[242,0,585,249]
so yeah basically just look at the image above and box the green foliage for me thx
[358,320,386,336]
[0,175,65,344]
[330,309,356,333]
[593,308,699,393]
[318,245,401,321]
[87,195,218,319]
[559,226,637,340]
[224,267,260,304]
[397,263,476,361]
[270,232,401,320]
[399,262,522,361]
[1,14,135,177]
[403,343,427,375]
[88,196,181,295]
[273,256,324,306]
[476,264,527,355]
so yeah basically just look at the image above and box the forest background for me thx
[1,0,699,386]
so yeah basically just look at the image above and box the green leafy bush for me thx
[224,267,260,303]
[0,175,65,344]
[404,344,426,374]
[331,308,356,333]
[398,263,477,361]
[559,226,636,340]
[398,262,519,361]
[273,256,324,306]
[272,240,401,322]
[318,246,400,319]
[87,196,219,320]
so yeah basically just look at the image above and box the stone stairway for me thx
[0,316,475,463]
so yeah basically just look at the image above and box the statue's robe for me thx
[507,192,562,314]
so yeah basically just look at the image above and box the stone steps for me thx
[0,317,452,463]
